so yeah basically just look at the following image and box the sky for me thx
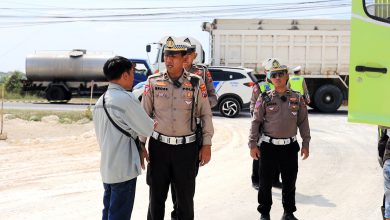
[0,0,351,72]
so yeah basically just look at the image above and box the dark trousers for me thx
[102,178,137,220]
[147,138,198,220]
[171,148,201,219]
[257,141,300,215]
[252,157,281,185]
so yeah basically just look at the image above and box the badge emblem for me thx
[166,37,174,48]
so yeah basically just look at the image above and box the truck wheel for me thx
[219,97,241,118]
[313,85,343,113]
[46,86,70,103]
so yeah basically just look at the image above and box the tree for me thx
[5,71,24,94]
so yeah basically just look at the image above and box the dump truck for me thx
[23,49,152,102]
[202,18,351,113]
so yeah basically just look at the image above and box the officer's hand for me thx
[301,147,309,160]
[199,145,211,166]
[250,147,260,160]
[140,145,149,170]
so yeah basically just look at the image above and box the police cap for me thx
[163,36,187,56]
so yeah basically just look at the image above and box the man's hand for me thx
[250,146,260,160]
[140,143,149,170]
[301,147,309,160]
[153,120,158,129]
[199,145,211,166]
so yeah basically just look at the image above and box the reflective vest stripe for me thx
[289,76,304,94]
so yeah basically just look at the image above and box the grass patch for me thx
[4,109,92,123]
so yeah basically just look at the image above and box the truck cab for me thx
[348,0,390,127]
[146,36,205,74]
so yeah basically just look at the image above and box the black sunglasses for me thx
[270,71,286,78]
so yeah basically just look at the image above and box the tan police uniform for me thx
[248,88,311,217]
[140,36,214,219]
[249,89,310,147]
[187,64,218,108]
[140,70,213,144]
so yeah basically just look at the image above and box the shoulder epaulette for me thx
[188,73,202,80]
[148,73,162,79]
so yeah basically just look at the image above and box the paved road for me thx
[0,105,381,220]
[3,101,93,111]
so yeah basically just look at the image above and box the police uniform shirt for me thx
[248,89,311,149]
[140,71,214,145]
[93,83,154,184]
[187,64,218,108]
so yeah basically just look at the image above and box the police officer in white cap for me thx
[140,36,214,220]
[249,60,310,220]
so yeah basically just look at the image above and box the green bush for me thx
[5,71,24,94]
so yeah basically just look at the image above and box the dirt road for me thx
[0,112,382,219]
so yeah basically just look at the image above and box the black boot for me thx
[281,212,298,220]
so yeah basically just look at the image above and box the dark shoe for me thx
[252,182,259,190]
[272,181,282,188]
[281,212,298,220]
[260,213,271,220]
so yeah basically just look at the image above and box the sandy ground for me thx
[0,112,384,220]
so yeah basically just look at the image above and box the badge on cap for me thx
[272,60,280,68]
[166,37,174,48]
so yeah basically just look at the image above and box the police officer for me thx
[183,37,218,108]
[140,36,214,220]
[249,61,310,220]
[169,37,217,220]
[250,59,281,191]
[287,66,310,104]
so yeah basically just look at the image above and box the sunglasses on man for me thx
[270,71,286,78]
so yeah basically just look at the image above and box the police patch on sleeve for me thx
[144,85,150,95]
[255,100,262,109]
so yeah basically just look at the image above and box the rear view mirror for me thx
[146,45,151,53]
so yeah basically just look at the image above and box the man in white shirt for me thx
[93,56,154,220]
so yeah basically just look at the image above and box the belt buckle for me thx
[277,139,284,145]
[169,137,177,145]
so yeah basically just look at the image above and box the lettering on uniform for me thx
[157,92,166,97]
[144,85,150,95]
[265,102,277,107]
[182,87,194,91]
[155,87,168,91]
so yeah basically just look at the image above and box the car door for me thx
[348,0,390,127]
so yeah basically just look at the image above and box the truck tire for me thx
[313,84,343,113]
[46,86,70,103]
[219,97,241,118]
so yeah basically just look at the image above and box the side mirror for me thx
[146,45,151,53]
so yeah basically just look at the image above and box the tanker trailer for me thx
[24,49,112,102]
